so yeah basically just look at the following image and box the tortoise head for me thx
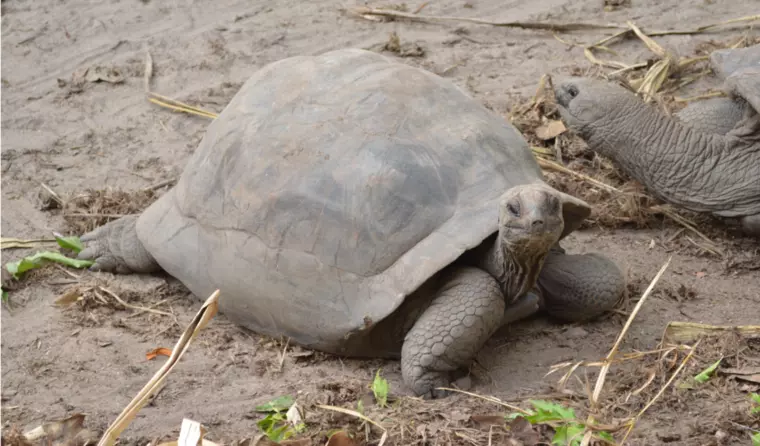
[498,184,565,254]
[495,183,577,299]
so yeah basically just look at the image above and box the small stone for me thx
[564,327,589,339]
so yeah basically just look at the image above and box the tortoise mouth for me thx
[501,223,563,252]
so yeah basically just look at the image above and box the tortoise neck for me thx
[483,230,546,301]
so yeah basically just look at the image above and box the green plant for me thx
[693,358,722,384]
[371,369,389,407]
[254,395,305,442]
[5,235,92,280]
[507,400,614,446]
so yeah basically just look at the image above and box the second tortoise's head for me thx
[552,76,639,138]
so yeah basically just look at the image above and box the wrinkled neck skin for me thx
[478,229,548,303]
[579,96,757,214]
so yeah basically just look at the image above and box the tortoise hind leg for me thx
[401,266,504,399]
[77,215,161,274]
[536,245,625,322]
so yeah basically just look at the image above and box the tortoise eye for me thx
[567,85,579,98]
[507,201,520,217]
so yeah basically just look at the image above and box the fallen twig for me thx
[346,6,626,31]
[345,7,759,37]
[143,49,218,119]
[97,286,174,317]
[97,290,221,446]
[662,321,760,345]
[579,257,672,446]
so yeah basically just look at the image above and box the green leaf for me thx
[752,431,760,446]
[530,400,576,420]
[256,412,295,442]
[693,357,722,383]
[255,395,295,413]
[371,369,389,407]
[552,423,585,446]
[1,288,8,303]
[751,393,760,415]
[524,400,576,424]
[54,234,85,253]
[597,431,615,443]
[5,251,94,279]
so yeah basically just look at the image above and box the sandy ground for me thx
[2,0,760,445]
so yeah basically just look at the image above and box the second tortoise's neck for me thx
[583,97,760,214]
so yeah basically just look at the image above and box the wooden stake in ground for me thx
[97,290,221,446]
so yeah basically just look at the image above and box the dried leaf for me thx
[97,290,221,446]
[662,322,760,344]
[286,403,304,428]
[54,289,84,306]
[0,237,57,250]
[146,348,173,360]
[723,367,760,376]
[738,375,760,385]
[325,431,356,446]
[23,413,98,446]
[177,419,206,446]
[84,66,124,84]
[626,20,667,58]
[722,368,760,384]
[470,414,505,427]
[534,120,566,140]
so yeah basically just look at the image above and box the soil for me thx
[2,1,759,445]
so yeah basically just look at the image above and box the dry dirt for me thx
[2,1,760,445]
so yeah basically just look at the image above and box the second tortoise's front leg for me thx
[400,265,504,399]
[536,245,625,322]
[77,215,161,274]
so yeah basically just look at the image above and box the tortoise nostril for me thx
[531,219,545,229]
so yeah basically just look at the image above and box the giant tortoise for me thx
[78,49,625,398]
[553,44,760,237]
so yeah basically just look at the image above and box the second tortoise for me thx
[553,44,760,236]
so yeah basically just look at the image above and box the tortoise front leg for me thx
[77,215,161,274]
[536,245,625,322]
[400,265,504,399]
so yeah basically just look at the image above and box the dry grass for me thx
[60,188,160,233]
